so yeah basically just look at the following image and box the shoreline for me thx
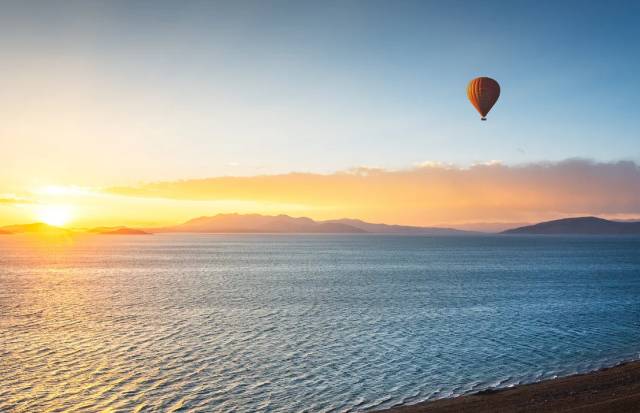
[378,360,640,412]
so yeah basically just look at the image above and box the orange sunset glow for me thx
[2,159,639,232]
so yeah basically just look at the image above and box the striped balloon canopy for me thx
[467,77,500,120]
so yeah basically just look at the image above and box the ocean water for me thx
[1,234,639,412]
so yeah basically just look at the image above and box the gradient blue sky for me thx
[1,0,639,187]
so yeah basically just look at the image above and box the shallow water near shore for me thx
[1,234,639,412]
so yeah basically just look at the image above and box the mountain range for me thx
[149,214,474,235]
[502,217,640,235]
[2,215,640,236]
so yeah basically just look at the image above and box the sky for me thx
[1,1,639,228]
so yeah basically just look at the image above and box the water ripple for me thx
[1,234,639,412]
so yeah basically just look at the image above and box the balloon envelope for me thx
[467,77,500,120]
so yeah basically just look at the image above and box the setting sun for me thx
[36,205,73,227]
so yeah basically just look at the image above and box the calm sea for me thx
[1,234,639,412]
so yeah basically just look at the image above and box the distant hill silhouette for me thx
[324,218,475,235]
[152,214,366,233]
[0,222,70,235]
[94,227,151,235]
[443,221,531,233]
[502,217,640,235]
[0,216,475,236]
[151,214,474,235]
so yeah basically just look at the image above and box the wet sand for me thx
[380,360,640,413]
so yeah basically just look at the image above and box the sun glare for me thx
[36,205,73,227]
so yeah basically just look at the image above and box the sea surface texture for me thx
[1,234,639,412]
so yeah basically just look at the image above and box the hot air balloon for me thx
[467,77,500,120]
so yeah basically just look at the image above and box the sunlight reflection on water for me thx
[1,234,639,412]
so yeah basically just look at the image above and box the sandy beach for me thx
[381,360,640,413]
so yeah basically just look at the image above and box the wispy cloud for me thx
[108,159,640,225]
